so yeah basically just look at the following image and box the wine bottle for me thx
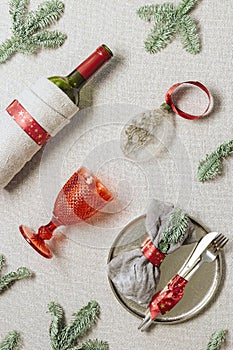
[49,44,113,105]
[0,44,113,188]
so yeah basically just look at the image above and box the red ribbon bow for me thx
[149,274,188,320]
[165,81,211,120]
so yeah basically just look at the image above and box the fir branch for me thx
[0,38,19,63]
[145,23,176,53]
[198,154,222,182]
[158,208,188,253]
[0,0,66,63]
[48,302,65,349]
[58,301,100,350]
[0,255,5,272]
[0,331,22,350]
[198,139,233,182]
[137,5,161,22]
[70,339,108,350]
[22,0,65,36]
[48,301,107,350]
[179,15,200,54]
[31,30,67,49]
[137,4,175,24]
[177,0,198,16]
[0,256,32,294]
[206,329,227,350]
[9,0,29,35]
[153,4,176,27]
[137,0,201,54]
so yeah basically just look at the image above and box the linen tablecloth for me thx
[0,0,232,348]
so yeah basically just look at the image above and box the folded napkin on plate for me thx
[108,199,197,307]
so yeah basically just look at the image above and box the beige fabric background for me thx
[0,0,232,349]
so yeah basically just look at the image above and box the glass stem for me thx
[38,221,58,241]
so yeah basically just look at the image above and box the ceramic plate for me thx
[107,215,223,324]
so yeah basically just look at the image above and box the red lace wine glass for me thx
[20,167,113,259]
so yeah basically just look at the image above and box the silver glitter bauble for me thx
[120,106,172,161]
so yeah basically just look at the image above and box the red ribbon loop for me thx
[165,81,211,120]
[141,237,166,267]
[149,274,188,320]
[6,100,51,146]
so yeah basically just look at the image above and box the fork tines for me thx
[212,233,229,253]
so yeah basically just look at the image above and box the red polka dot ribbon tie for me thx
[6,100,51,146]
[165,81,212,120]
[141,237,166,267]
[149,274,188,320]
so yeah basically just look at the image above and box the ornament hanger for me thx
[165,81,212,120]
[121,81,212,160]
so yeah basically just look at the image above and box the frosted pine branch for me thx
[206,329,227,350]
[48,302,65,349]
[0,255,5,272]
[0,255,32,294]
[145,25,176,53]
[137,0,201,54]
[137,5,161,22]
[48,301,108,350]
[158,208,188,253]
[0,331,22,350]
[58,301,100,350]
[22,0,65,35]
[180,15,200,54]
[137,4,175,23]
[0,0,67,63]
[198,138,233,182]
[31,31,67,49]
[9,0,29,34]
[177,0,198,16]
[69,339,108,350]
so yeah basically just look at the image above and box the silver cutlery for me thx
[139,232,228,331]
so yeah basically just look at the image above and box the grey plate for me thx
[107,215,223,324]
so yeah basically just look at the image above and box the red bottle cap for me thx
[76,45,113,80]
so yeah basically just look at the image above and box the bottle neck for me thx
[48,45,113,105]
[67,44,113,91]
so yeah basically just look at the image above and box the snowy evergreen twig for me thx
[0,0,67,63]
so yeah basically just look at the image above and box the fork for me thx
[182,233,228,280]
[138,232,228,331]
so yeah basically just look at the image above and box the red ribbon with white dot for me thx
[165,81,212,120]
[141,237,166,267]
[149,274,188,320]
[6,100,51,146]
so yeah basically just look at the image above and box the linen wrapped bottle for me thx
[0,44,113,188]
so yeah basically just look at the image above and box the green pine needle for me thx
[0,255,32,294]
[206,329,227,350]
[137,0,200,54]
[0,255,5,272]
[48,302,65,349]
[198,139,233,182]
[70,339,108,350]
[137,4,176,23]
[145,23,177,53]
[48,301,107,350]
[177,0,198,16]
[180,15,200,54]
[30,30,67,49]
[0,331,22,350]
[0,0,67,63]
[158,208,188,253]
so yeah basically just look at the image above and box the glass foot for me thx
[19,225,53,259]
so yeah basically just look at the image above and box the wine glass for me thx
[20,167,114,259]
